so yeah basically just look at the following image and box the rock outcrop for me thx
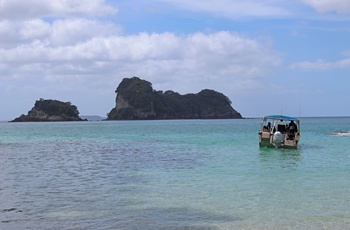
[107,77,243,120]
[11,99,85,122]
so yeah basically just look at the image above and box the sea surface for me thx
[1,117,350,230]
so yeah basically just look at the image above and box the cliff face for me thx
[107,77,243,120]
[11,99,85,122]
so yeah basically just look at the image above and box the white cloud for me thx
[0,0,284,118]
[290,58,350,70]
[0,18,122,49]
[0,0,117,20]
[155,0,292,18]
[20,19,51,40]
[50,19,121,46]
[0,31,280,94]
[303,0,350,14]
[153,0,350,20]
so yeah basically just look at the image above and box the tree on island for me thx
[11,99,85,122]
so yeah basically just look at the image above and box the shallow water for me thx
[1,118,350,229]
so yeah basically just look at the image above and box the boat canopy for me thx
[263,115,299,121]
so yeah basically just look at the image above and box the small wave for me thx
[330,131,350,136]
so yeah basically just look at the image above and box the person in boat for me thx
[288,120,297,131]
[287,120,298,139]
[263,122,271,131]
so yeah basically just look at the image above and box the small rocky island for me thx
[11,99,85,122]
[107,77,242,120]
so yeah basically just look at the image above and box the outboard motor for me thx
[273,131,283,147]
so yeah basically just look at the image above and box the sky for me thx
[1,0,350,120]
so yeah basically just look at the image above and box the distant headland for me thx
[107,77,243,120]
[11,77,243,122]
[11,99,85,122]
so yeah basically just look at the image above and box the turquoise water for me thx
[1,118,350,229]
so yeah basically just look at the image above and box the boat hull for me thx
[259,131,299,149]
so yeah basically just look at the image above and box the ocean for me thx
[1,117,350,229]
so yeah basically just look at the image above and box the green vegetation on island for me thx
[107,77,242,120]
[11,77,243,121]
[11,99,85,122]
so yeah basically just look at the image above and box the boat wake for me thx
[330,131,350,136]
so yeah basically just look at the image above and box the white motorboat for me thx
[258,115,300,149]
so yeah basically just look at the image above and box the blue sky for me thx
[1,0,350,120]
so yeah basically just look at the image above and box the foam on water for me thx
[330,131,350,136]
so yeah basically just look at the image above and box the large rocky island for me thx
[107,77,242,120]
[11,99,85,122]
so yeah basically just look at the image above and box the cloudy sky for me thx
[1,0,350,120]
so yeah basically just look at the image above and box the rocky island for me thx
[11,99,85,122]
[107,77,243,120]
